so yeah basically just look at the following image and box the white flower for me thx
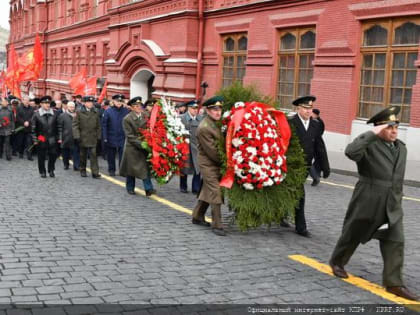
[243,183,254,190]
[263,178,274,187]
[232,138,242,148]
[234,102,245,108]
[223,110,231,118]
[246,147,257,156]
[244,113,251,120]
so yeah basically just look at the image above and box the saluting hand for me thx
[372,124,388,135]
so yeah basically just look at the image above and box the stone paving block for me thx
[35,286,64,295]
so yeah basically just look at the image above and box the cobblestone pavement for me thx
[0,156,419,310]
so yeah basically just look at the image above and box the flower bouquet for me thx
[1,116,10,127]
[28,135,46,152]
[216,83,307,231]
[141,97,190,184]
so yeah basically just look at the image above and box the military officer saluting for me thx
[330,106,418,301]
[191,96,225,236]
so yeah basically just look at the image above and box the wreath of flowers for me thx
[221,102,288,190]
[141,97,190,184]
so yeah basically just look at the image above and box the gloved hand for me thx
[323,169,330,179]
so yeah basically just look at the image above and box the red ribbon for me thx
[219,102,291,189]
[149,104,160,161]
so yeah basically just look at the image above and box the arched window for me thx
[221,33,248,88]
[277,28,316,109]
[358,18,419,123]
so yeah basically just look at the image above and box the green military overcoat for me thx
[196,115,223,205]
[342,131,406,244]
[119,111,149,180]
[72,106,101,148]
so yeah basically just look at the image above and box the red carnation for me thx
[38,135,46,142]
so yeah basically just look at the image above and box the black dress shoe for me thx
[92,174,101,179]
[40,173,47,178]
[127,190,136,195]
[311,178,320,186]
[192,218,211,227]
[73,167,80,171]
[329,261,348,278]
[6,156,11,161]
[12,152,17,156]
[180,189,188,193]
[19,154,23,159]
[145,189,156,197]
[386,286,419,301]
[212,228,227,236]
[109,171,116,176]
[296,230,312,238]
[49,171,55,178]
[28,156,33,161]
[81,171,87,177]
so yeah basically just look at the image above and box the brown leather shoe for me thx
[386,286,419,301]
[329,261,348,278]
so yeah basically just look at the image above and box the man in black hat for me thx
[31,96,62,178]
[288,95,329,237]
[329,106,418,301]
[16,95,35,160]
[175,102,187,116]
[72,96,101,179]
[102,94,130,176]
[179,100,203,194]
[191,96,226,236]
[120,97,156,196]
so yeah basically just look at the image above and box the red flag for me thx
[97,80,107,103]
[5,45,22,99]
[69,67,87,93]
[0,71,7,98]
[18,34,44,82]
[85,76,97,96]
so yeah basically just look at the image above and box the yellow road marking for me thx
[78,163,212,222]
[313,179,420,203]
[289,255,420,311]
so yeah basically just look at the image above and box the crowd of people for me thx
[0,92,417,301]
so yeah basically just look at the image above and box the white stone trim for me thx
[153,90,196,99]
[142,40,166,57]
[108,85,130,91]
[104,59,116,64]
[206,0,276,13]
[109,10,197,28]
[45,79,69,85]
[164,58,197,63]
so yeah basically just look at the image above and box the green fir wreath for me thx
[216,82,307,231]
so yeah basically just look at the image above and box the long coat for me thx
[0,107,15,136]
[72,106,101,148]
[101,106,130,148]
[180,112,203,175]
[119,111,149,179]
[31,108,61,153]
[289,114,329,172]
[16,105,34,133]
[58,112,75,149]
[341,131,406,244]
[196,115,223,205]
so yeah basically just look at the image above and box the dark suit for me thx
[289,114,326,233]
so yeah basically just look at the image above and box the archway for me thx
[130,69,155,102]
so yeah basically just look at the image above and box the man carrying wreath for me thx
[191,96,225,236]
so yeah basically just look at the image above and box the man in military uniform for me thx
[72,96,101,179]
[179,100,203,194]
[119,97,155,196]
[329,106,418,301]
[31,96,61,178]
[288,95,329,237]
[191,96,225,236]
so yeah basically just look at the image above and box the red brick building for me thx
[7,0,420,159]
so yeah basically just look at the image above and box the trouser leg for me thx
[142,177,154,191]
[47,150,56,172]
[79,147,88,171]
[295,186,307,233]
[0,136,4,157]
[89,146,99,175]
[330,234,360,267]
[17,132,25,155]
[211,204,223,229]
[4,135,11,159]
[126,176,135,192]
[107,145,116,172]
[309,164,320,181]
[24,133,32,158]
[72,144,80,169]
[380,240,404,287]
[62,148,70,167]
[192,200,209,222]
[192,172,201,193]
[180,174,187,191]
[37,148,47,174]
[117,146,123,168]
